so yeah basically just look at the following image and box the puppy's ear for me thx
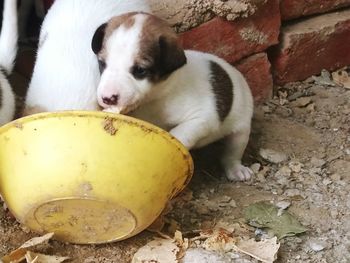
[158,35,187,77]
[92,23,107,54]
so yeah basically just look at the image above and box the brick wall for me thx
[179,0,350,102]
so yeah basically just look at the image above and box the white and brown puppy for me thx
[0,0,18,125]
[24,0,150,115]
[92,13,254,181]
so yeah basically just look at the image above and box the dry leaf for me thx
[132,238,180,263]
[332,68,350,89]
[244,202,307,239]
[174,230,189,259]
[25,251,69,263]
[1,233,54,263]
[201,228,237,252]
[20,233,54,249]
[236,237,280,263]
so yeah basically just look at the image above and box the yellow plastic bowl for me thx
[0,111,193,244]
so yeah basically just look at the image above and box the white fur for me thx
[0,0,18,125]
[25,0,150,112]
[98,14,254,181]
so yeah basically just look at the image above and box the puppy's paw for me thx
[225,164,253,181]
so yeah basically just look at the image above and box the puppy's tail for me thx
[0,0,18,75]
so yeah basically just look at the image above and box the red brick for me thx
[270,9,350,85]
[281,0,350,20]
[235,53,273,103]
[179,0,280,64]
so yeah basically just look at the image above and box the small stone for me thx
[312,70,336,87]
[199,193,208,199]
[306,103,316,112]
[257,172,267,183]
[305,118,316,126]
[184,248,232,263]
[20,225,31,234]
[262,105,272,113]
[284,189,301,197]
[311,157,326,168]
[276,200,291,210]
[330,209,338,219]
[259,148,288,164]
[346,200,350,209]
[289,161,303,173]
[201,221,214,230]
[221,196,232,203]
[308,239,328,252]
[277,176,289,186]
[291,97,312,107]
[197,205,210,215]
[250,163,261,174]
[275,106,293,117]
[229,200,237,208]
[276,166,292,177]
[276,188,284,195]
[322,179,332,186]
[309,167,322,176]
[330,173,341,181]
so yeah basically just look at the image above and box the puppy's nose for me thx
[102,95,119,106]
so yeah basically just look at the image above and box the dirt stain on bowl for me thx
[13,122,24,130]
[102,117,118,136]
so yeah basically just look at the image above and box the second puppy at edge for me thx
[92,12,254,181]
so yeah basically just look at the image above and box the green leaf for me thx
[244,202,307,239]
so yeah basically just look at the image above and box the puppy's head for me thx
[92,12,186,114]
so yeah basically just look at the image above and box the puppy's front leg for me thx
[222,128,253,181]
[170,120,208,150]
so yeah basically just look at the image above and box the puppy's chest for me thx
[130,99,189,131]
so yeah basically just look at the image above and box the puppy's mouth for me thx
[103,102,140,115]
[103,106,122,114]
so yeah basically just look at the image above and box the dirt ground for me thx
[1,70,350,262]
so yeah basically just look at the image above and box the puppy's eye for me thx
[98,59,106,73]
[131,65,149,79]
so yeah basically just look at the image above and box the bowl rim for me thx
[1,111,184,149]
[0,110,194,195]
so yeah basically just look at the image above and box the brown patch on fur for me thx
[209,61,233,121]
[0,67,8,109]
[136,14,187,80]
[22,106,46,117]
[98,13,138,58]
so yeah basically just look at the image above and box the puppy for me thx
[92,13,254,181]
[24,0,150,115]
[0,0,18,125]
